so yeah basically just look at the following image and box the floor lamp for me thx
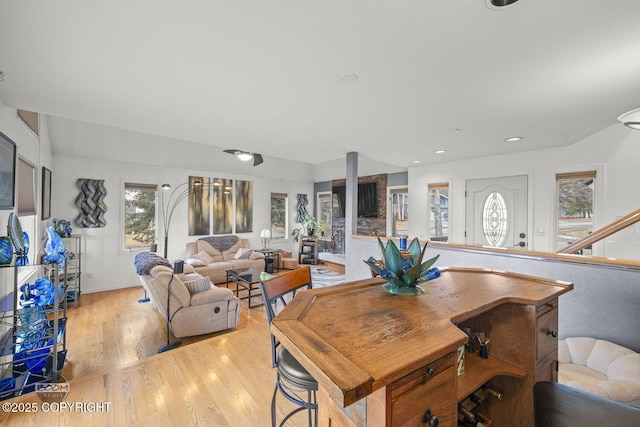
[160,181,198,259]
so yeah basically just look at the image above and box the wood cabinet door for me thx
[537,306,558,360]
[391,367,456,427]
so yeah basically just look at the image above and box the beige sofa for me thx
[559,337,640,407]
[137,261,240,338]
[185,235,265,284]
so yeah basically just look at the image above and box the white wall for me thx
[48,118,315,293]
[408,124,640,259]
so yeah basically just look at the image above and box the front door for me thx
[465,175,528,249]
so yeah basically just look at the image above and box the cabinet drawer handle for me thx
[424,367,435,376]
[546,328,557,337]
[422,409,439,426]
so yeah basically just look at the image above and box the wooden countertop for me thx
[271,267,573,408]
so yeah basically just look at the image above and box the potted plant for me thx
[292,213,327,242]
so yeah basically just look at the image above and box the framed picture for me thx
[0,132,17,210]
[42,166,52,219]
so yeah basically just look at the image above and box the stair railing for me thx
[557,208,640,254]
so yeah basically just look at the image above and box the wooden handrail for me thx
[557,208,640,254]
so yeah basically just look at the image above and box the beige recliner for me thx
[138,264,240,338]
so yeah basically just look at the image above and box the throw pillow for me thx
[186,258,206,267]
[234,248,254,259]
[194,250,213,264]
[182,276,212,294]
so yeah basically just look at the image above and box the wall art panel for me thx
[75,178,107,228]
[212,178,233,234]
[235,180,253,233]
[188,176,211,235]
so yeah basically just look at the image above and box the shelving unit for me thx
[0,260,68,400]
[61,235,81,308]
[298,236,318,265]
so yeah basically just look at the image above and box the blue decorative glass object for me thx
[22,232,29,255]
[8,213,25,254]
[399,236,408,250]
[30,277,55,307]
[0,377,16,399]
[44,226,67,266]
[17,306,47,328]
[15,231,30,265]
[417,267,441,283]
[0,236,12,265]
[15,338,52,373]
[364,237,440,296]
[53,218,72,238]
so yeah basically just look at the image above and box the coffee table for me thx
[225,267,272,308]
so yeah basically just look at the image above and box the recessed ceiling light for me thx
[413,160,421,164]
[435,150,447,154]
[505,136,523,142]
[340,73,359,83]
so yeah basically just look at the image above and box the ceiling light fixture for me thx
[487,0,521,7]
[618,108,640,130]
[237,152,253,161]
[505,136,524,142]
[435,150,447,154]
[223,149,264,166]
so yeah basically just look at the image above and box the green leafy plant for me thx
[364,237,440,294]
[291,213,327,242]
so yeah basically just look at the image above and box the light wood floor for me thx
[0,284,311,426]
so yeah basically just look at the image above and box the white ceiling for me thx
[1,0,640,167]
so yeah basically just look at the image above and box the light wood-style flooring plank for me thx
[0,285,309,426]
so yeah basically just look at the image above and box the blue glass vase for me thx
[15,232,30,266]
[0,236,12,265]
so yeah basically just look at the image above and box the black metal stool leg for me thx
[271,382,278,427]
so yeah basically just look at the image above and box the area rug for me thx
[310,268,345,288]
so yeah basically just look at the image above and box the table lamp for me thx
[260,228,272,248]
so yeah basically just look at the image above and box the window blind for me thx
[17,157,36,216]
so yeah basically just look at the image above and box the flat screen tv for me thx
[332,182,379,218]
[0,132,17,210]
[357,182,378,218]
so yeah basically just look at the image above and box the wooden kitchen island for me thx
[271,267,573,427]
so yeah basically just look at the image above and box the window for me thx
[556,171,596,253]
[389,188,408,237]
[317,192,332,240]
[124,183,157,250]
[428,183,449,242]
[270,192,288,240]
[482,191,508,247]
